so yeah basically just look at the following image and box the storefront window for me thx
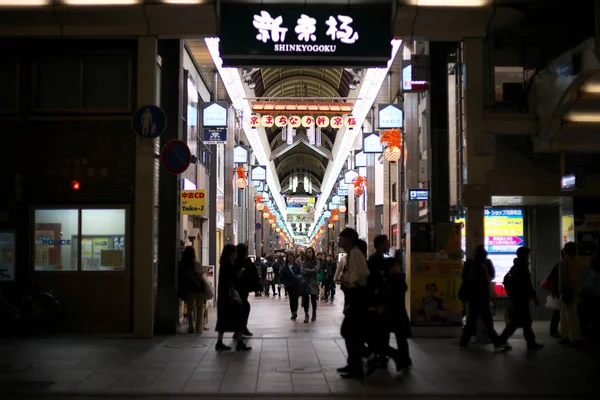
[34,209,79,271]
[34,208,127,272]
[0,232,16,281]
[81,209,126,271]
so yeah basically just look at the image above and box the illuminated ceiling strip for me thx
[312,39,402,233]
[564,112,600,123]
[407,0,492,6]
[205,37,290,229]
[60,0,140,4]
[0,0,50,5]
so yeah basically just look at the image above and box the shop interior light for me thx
[313,39,402,223]
[0,0,50,5]
[564,112,600,123]
[162,0,207,4]
[70,180,81,191]
[408,0,492,6]
[61,0,140,4]
[205,37,292,234]
[580,82,600,93]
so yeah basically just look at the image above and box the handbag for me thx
[202,276,214,300]
[545,295,562,310]
[317,270,324,283]
[228,286,242,307]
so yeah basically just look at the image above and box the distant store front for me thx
[33,207,130,332]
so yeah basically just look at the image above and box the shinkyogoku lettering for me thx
[274,44,337,53]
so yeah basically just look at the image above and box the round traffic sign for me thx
[132,105,167,139]
[255,223,262,230]
[161,140,191,175]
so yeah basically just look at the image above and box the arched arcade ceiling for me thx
[246,67,354,195]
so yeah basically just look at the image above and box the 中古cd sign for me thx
[219,4,392,67]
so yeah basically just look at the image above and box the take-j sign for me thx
[219,5,392,67]
[181,190,206,216]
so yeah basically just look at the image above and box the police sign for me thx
[181,190,206,215]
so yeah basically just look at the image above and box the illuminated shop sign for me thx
[402,55,429,92]
[561,173,576,191]
[408,189,428,201]
[219,4,392,67]
[378,104,403,129]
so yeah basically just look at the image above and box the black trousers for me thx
[286,286,299,314]
[500,303,536,345]
[323,281,336,299]
[460,300,502,346]
[341,309,367,368]
[302,294,317,313]
[550,309,561,336]
[242,299,251,330]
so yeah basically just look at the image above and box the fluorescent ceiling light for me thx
[61,0,140,4]
[408,0,491,6]
[162,0,205,4]
[205,37,290,230]
[0,0,50,5]
[564,112,600,123]
[580,82,600,94]
[312,39,402,230]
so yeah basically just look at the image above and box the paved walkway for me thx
[0,293,598,398]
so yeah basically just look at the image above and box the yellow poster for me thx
[92,237,109,256]
[562,215,574,245]
[410,275,463,326]
[181,190,206,216]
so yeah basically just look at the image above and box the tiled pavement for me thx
[0,292,598,398]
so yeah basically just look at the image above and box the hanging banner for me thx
[301,115,315,127]
[316,115,330,128]
[233,145,248,164]
[378,104,403,129]
[288,115,301,128]
[181,190,207,215]
[251,165,267,181]
[275,115,288,127]
[261,114,275,128]
[330,116,344,129]
[344,115,357,129]
[248,114,261,128]
[204,127,227,144]
[363,132,383,153]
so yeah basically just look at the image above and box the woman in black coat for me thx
[215,244,250,351]
[234,243,261,338]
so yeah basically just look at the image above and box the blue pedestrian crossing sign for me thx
[132,105,167,139]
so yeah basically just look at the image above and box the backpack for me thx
[266,266,275,282]
[503,270,516,297]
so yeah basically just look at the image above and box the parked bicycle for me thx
[0,269,61,335]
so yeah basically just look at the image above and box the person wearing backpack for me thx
[178,246,206,334]
[500,247,543,351]
[458,245,509,351]
[263,255,278,297]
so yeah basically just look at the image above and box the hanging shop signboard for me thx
[337,179,349,196]
[203,127,227,144]
[344,170,358,184]
[354,151,367,168]
[202,102,228,127]
[234,145,249,164]
[402,58,429,92]
[219,4,393,67]
[180,190,206,216]
[378,104,403,129]
[251,165,267,181]
[408,189,428,201]
[363,132,383,153]
[248,113,355,129]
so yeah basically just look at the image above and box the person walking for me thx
[500,247,544,351]
[215,244,251,351]
[235,243,261,338]
[459,245,510,352]
[178,246,206,334]
[559,242,582,346]
[323,254,337,302]
[301,247,321,323]
[337,228,370,380]
[263,255,278,297]
[280,253,302,320]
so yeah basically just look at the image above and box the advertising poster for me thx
[576,214,600,257]
[562,215,575,245]
[0,232,15,281]
[408,222,463,327]
[180,190,207,216]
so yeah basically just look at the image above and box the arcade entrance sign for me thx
[219,4,393,67]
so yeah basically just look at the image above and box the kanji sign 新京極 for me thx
[219,5,392,68]
[316,115,329,128]
[249,114,261,128]
[181,190,206,215]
